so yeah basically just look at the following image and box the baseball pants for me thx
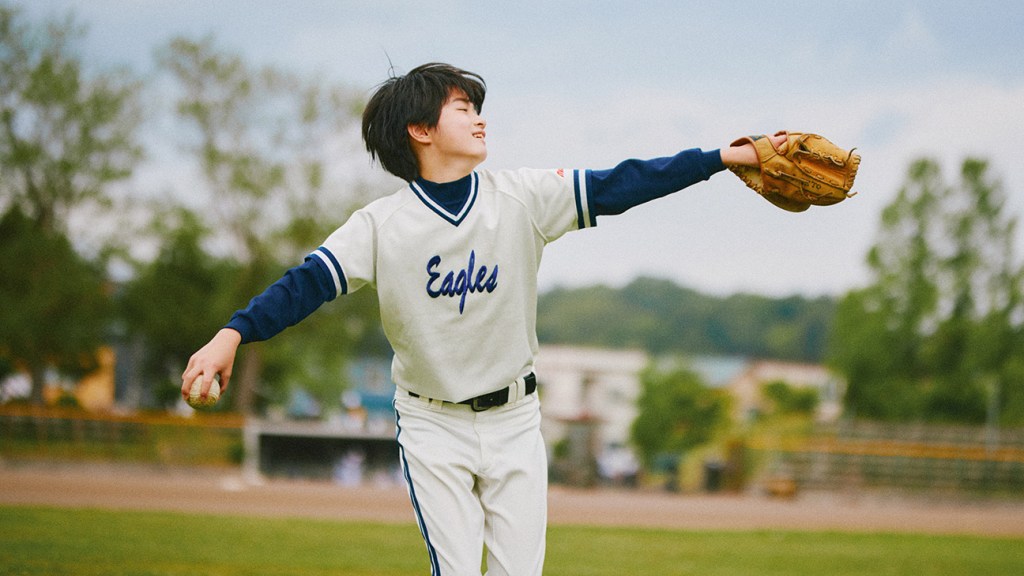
[393,389,547,575]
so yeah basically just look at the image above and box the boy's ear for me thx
[407,123,432,145]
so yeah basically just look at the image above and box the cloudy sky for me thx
[25,1,1024,297]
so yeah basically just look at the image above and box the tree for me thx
[0,4,142,234]
[762,380,818,415]
[830,159,945,420]
[830,158,1024,423]
[630,364,729,469]
[922,159,1020,422]
[536,277,836,362]
[0,207,110,404]
[155,36,378,414]
[0,4,141,404]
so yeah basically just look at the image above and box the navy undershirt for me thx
[415,172,475,214]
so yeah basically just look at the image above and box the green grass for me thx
[1,506,1022,575]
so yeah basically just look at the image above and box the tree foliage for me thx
[156,36,367,262]
[0,4,140,404]
[630,364,729,467]
[0,4,141,233]
[762,380,818,415]
[829,158,1024,424]
[538,277,835,362]
[0,207,111,403]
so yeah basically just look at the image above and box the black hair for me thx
[361,63,487,182]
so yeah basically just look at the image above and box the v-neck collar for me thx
[409,172,479,226]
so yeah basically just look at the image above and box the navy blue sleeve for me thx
[589,148,725,216]
[225,256,338,344]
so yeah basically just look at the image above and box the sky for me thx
[23,0,1024,297]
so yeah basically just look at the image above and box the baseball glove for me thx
[728,131,860,212]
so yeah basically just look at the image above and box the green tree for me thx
[155,36,377,414]
[922,159,1019,422]
[830,288,922,419]
[830,158,1023,423]
[0,207,110,404]
[0,4,141,404]
[630,364,729,469]
[537,277,835,362]
[0,4,142,233]
[830,159,945,419]
[762,380,818,415]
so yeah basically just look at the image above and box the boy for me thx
[182,62,781,575]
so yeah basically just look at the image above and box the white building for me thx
[534,346,846,474]
[534,345,649,477]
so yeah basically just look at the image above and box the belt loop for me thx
[511,374,526,403]
[406,390,444,411]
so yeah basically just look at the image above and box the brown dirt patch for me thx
[1,461,1021,537]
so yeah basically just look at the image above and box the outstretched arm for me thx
[588,132,787,217]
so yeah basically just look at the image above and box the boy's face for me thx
[423,89,487,169]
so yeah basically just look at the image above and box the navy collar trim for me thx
[409,172,478,226]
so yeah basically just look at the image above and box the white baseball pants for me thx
[393,390,547,576]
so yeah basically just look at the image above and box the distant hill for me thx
[536,277,836,363]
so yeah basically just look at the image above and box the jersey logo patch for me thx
[425,250,499,314]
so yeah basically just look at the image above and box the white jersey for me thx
[311,168,595,402]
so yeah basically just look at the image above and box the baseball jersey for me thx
[226,148,725,401]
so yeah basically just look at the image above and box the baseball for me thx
[187,374,221,409]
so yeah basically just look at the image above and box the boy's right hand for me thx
[181,328,242,402]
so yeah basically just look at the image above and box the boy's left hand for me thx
[721,132,787,167]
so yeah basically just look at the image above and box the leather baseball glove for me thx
[728,131,860,212]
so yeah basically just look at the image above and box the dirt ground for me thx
[1,461,1021,537]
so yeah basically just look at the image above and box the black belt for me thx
[409,373,537,411]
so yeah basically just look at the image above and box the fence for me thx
[5,406,1024,496]
[751,421,1024,496]
[0,405,244,467]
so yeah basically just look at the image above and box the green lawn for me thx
[1,505,1021,575]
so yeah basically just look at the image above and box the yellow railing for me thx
[749,436,1024,463]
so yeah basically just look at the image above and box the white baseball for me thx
[187,374,221,409]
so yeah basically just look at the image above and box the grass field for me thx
[2,505,1022,575]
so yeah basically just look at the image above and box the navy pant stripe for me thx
[394,402,441,575]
